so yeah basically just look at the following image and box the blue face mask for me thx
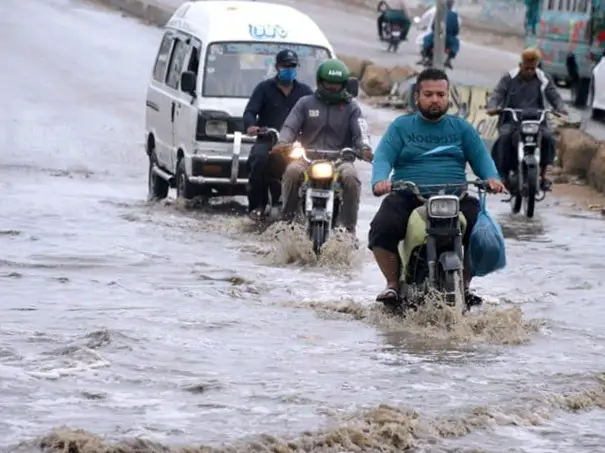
[277,68,297,82]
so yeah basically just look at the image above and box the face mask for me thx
[277,68,297,82]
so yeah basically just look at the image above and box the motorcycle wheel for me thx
[524,167,538,218]
[443,269,464,309]
[310,221,329,254]
[511,193,522,214]
[510,172,522,214]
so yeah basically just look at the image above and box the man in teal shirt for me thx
[368,68,505,305]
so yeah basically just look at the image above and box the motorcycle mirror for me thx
[346,77,359,98]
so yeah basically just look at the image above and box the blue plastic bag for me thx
[468,192,507,277]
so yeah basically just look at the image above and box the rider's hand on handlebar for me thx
[487,178,506,194]
[270,142,290,155]
[246,126,260,136]
[373,180,391,196]
[361,146,373,163]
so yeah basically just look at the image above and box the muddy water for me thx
[2,0,605,452]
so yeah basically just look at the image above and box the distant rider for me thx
[368,68,505,306]
[377,0,412,41]
[420,0,459,68]
[486,48,568,191]
[274,59,372,236]
[243,49,313,221]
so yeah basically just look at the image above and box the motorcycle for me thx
[386,23,403,52]
[496,108,557,219]
[385,179,492,312]
[287,142,362,254]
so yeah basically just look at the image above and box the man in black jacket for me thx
[243,49,313,221]
[487,48,567,191]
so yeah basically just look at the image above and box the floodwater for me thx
[2,0,605,452]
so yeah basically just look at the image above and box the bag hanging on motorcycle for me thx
[468,192,506,277]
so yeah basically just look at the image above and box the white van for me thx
[145,0,336,201]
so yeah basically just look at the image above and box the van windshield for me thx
[203,42,331,98]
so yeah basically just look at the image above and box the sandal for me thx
[376,287,400,302]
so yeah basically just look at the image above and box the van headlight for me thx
[521,123,539,134]
[427,196,459,218]
[205,120,228,137]
[308,162,334,179]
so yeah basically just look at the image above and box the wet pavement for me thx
[2,0,605,452]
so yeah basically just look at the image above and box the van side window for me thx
[166,39,189,90]
[186,38,202,75]
[152,32,174,82]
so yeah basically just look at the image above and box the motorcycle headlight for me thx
[205,120,228,136]
[521,123,539,134]
[308,162,334,179]
[427,196,459,218]
[289,143,306,160]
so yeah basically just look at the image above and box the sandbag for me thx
[468,192,506,277]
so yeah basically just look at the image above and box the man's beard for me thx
[418,103,447,120]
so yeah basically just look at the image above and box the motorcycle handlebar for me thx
[285,144,365,163]
[257,127,279,138]
[388,179,494,195]
[494,108,558,123]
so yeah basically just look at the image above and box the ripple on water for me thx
[16,373,605,453]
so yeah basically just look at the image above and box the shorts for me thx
[368,191,481,253]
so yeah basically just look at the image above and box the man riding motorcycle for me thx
[243,49,313,221]
[368,68,505,305]
[273,59,372,236]
[486,48,567,191]
[420,0,459,68]
[377,0,412,41]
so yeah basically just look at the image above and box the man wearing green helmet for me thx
[273,58,372,236]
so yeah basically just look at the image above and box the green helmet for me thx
[316,59,351,85]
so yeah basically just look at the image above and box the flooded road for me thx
[2,0,605,452]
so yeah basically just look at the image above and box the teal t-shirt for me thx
[371,113,498,195]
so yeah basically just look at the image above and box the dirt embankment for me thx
[341,54,605,211]
[554,129,605,206]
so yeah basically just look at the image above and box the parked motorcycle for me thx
[496,108,558,218]
[386,179,492,312]
[287,143,362,254]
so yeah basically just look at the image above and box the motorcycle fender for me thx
[523,154,538,168]
[305,188,334,216]
[438,251,463,271]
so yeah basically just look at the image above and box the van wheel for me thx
[176,159,195,200]
[148,152,169,201]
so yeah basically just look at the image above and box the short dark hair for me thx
[415,68,449,92]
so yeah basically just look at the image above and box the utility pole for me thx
[433,0,447,70]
